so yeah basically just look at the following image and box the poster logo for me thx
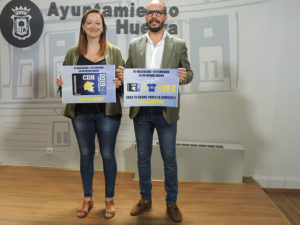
[72,73,107,96]
[11,6,32,40]
[127,83,141,92]
[0,0,43,48]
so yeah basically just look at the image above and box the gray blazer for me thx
[126,32,194,124]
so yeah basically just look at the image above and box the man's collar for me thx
[146,30,167,44]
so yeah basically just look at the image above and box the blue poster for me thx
[124,69,179,107]
[61,65,116,103]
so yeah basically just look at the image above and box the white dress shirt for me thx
[145,30,167,69]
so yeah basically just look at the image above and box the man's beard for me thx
[147,19,165,32]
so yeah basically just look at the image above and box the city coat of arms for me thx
[11,6,32,40]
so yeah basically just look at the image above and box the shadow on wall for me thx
[178,77,264,177]
[122,142,137,172]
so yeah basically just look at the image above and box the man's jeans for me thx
[133,107,178,204]
[72,112,121,198]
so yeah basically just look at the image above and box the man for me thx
[117,0,193,222]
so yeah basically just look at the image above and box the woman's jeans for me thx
[133,107,178,204]
[72,112,121,198]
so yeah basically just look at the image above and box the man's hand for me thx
[178,68,186,83]
[116,66,125,82]
[56,76,63,87]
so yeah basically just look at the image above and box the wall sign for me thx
[0,0,44,48]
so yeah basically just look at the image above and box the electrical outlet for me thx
[46,147,54,155]
[95,149,100,157]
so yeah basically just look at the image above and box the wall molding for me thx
[253,175,300,189]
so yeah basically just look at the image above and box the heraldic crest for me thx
[11,6,32,40]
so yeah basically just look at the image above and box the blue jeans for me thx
[72,112,121,198]
[133,107,178,204]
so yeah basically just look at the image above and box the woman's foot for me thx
[77,198,94,218]
[104,198,116,219]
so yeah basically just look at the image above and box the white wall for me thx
[0,0,299,188]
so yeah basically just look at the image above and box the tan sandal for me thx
[104,199,116,219]
[77,198,94,218]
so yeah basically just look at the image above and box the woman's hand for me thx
[113,78,122,89]
[56,76,63,87]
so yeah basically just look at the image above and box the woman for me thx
[56,9,124,219]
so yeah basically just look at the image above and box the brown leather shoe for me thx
[130,199,152,216]
[167,203,182,222]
